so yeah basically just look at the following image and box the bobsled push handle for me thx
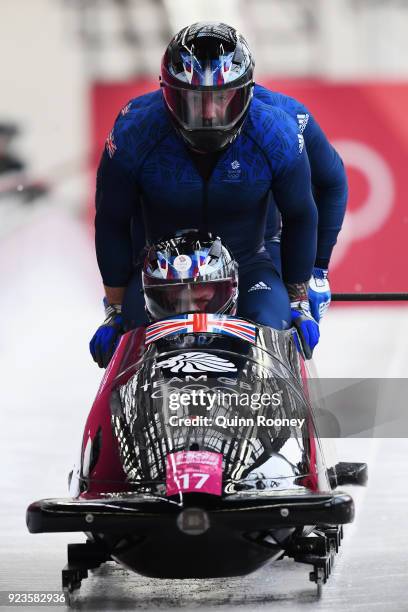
[291,326,313,360]
[332,292,408,301]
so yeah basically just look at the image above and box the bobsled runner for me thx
[26,313,367,602]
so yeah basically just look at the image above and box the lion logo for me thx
[156,352,237,374]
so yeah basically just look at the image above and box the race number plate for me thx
[166,450,223,496]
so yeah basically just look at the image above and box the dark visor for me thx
[163,85,252,130]
[144,279,235,320]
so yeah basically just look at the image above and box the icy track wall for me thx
[89,79,408,293]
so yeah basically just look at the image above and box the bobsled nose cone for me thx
[177,507,210,536]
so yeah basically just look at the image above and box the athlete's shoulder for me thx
[114,89,168,135]
[104,90,172,171]
[245,96,304,175]
[118,88,163,115]
[254,84,310,133]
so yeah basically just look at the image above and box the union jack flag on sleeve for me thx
[145,313,256,345]
[105,129,117,158]
[121,102,131,116]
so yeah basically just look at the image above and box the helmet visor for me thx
[144,279,236,320]
[163,84,252,130]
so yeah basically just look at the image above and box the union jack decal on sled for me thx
[145,313,256,345]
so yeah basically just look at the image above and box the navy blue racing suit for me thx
[95,90,320,330]
[254,85,348,273]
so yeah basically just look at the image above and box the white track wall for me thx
[1,1,408,178]
[0,0,87,177]
[162,0,408,78]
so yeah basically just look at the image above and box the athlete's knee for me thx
[238,291,291,330]
[264,239,282,276]
[239,304,290,330]
[238,271,290,330]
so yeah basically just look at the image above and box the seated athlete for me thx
[90,230,313,365]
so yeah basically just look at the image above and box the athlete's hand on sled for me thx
[291,305,320,359]
[308,267,331,322]
[89,298,124,368]
[286,282,320,359]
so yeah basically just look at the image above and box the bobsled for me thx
[26,313,366,601]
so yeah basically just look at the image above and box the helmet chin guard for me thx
[174,112,248,154]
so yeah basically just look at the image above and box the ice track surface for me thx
[1,205,407,611]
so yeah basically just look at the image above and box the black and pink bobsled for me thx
[26,314,366,601]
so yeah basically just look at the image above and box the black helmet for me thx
[160,22,255,153]
[142,230,239,321]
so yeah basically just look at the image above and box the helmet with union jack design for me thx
[142,229,238,321]
[160,22,255,153]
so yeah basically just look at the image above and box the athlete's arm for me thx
[103,285,126,305]
[303,114,348,269]
[272,150,318,284]
[256,85,347,269]
[95,149,143,305]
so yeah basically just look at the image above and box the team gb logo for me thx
[156,352,237,374]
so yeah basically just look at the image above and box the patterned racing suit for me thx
[95,86,346,330]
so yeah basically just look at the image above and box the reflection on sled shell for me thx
[106,325,330,497]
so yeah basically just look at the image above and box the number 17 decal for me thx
[179,472,210,490]
[166,451,223,496]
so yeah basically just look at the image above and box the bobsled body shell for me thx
[27,317,354,579]
[74,317,329,499]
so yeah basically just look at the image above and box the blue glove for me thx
[308,267,331,323]
[286,281,320,359]
[291,302,320,359]
[89,299,124,368]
